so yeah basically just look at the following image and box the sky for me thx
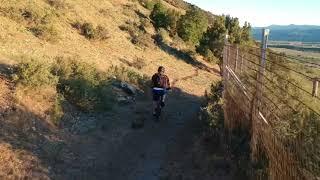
[184,0,320,27]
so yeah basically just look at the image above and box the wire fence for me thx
[222,35,320,180]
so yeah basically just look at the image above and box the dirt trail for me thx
[0,68,228,179]
[52,69,223,180]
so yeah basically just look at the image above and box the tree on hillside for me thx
[177,6,208,45]
[197,16,226,62]
[224,15,241,44]
[150,1,169,29]
[241,21,252,42]
[166,9,181,36]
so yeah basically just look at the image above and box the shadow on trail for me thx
[0,102,61,179]
[99,87,205,180]
[155,37,220,75]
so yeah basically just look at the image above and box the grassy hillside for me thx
[0,0,222,178]
[0,0,219,95]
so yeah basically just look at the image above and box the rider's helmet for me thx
[158,66,165,75]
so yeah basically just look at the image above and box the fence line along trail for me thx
[222,29,320,180]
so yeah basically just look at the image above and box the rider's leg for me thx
[152,100,157,115]
[152,91,160,115]
[162,94,166,102]
[160,94,166,107]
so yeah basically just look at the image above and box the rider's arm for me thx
[151,74,156,88]
[166,76,171,90]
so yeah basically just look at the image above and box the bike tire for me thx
[155,106,161,122]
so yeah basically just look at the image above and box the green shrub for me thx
[47,0,66,9]
[206,49,216,63]
[197,40,218,63]
[177,6,208,45]
[133,32,154,48]
[157,28,171,44]
[119,22,138,36]
[81,23,96,39]
[139,0,156,10]
[21,9,41,24]
[132,58,146,70]
[119,21,153,48]
[108,65,149,90]
[150,1,170,29]
[95,25,110,40]
[53,57,116,112]
[166,9,181,36]
[201,81,224,140]
[13,58,58,87]
[197,16,226,62]
[140,18,152,29]
[51,95,64,125]
[15,7,61,42]
[29,24,60,42]
[60,77,114,112]
[72,22,110,40]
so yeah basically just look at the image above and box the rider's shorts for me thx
[152,88,166,101]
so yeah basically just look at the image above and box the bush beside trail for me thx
[12,57,148,116]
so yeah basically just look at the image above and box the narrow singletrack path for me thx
[102,69,203,180]
[54,69,206,180]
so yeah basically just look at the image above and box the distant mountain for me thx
[252,25,320,42]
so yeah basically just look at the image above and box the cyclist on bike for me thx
[151,66,171,116]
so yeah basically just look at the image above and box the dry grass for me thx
[0,0,219,97]
[0,143,49,180]
[15,86,58,127]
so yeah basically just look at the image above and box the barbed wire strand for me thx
[227,49,320,101]
[227,45,316,80]
[238,63,320,116]
[235,44,320,68]
[226,74,282,124]
[226,63,287,118]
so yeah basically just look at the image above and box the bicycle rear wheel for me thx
[155,105,161,122]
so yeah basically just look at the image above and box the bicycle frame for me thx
[155,95,163,121]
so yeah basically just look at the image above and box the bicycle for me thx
[153,88,171,122]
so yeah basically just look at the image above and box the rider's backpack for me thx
[152,73,169,88]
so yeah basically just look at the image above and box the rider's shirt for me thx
[152,73,170,89]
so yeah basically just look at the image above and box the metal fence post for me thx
[222,34,229,95]
[256,29,270,110]
[240,54,244,73]
[235,46,239,72]
[313,79,319,97]
[223,35,229,79]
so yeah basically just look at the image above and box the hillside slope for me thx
[0,0,221,179]
[0,0,218,95]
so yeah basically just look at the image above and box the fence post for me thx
[222,35,229,131]
[235,46,239,72]
[240,54,244,73]
[223,35,229,79]
[256,28,270,110]
[250,28,270,164]
[313,79,319,97]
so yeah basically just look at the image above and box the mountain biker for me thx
[151,66,171,116]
